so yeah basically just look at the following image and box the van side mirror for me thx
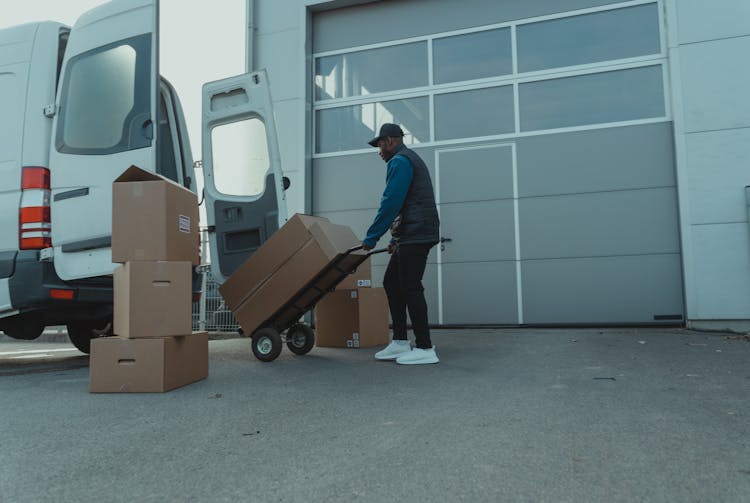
[282,176,290,191]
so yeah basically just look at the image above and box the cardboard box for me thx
[314,288,389,348]
[113,261,192,338]
[112,165,199,264]
[220,213,340,311]
[335,257,372,290]
[89,332,208,393]
[222,214,367,335]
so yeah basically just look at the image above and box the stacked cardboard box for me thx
[89,166,207,393]
[314,245,389,349]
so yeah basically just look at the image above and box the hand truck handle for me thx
[345,245,389,256]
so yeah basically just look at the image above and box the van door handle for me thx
[142,119,153,140]
[440,236,452,251]
[54,187,89,201]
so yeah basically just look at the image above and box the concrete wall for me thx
[666,0,750,329]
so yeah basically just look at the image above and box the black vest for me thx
[390,145,440,246]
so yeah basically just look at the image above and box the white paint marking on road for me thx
[9,354,61,360]
[0,348,79,356]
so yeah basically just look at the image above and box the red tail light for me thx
[22,167,51,189]
[19,166,52,250]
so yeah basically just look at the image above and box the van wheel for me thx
[1,319,44,340]
[67,318,112,354]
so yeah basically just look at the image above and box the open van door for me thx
[201,70,288,283]
[49,0,159,280]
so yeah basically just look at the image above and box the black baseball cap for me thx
[368,123,404,147]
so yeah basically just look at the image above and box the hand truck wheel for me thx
[251,327,282,362]
[286,323,315,356]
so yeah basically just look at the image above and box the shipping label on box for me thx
[336,257,372,291]
[178,214,191,234]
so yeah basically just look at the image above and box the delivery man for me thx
[361,123,440,365]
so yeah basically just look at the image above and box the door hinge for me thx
[39,247,54,262]
[43,105,57,118]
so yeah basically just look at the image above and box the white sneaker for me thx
[374,340,411,360]
[396,346,439,365]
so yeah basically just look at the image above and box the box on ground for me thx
[221,213,367,335]
[314,288,389,348]
[89,332,208,393]
[114,261,192,338]
[112,165,199,265]
[336,257,372,290]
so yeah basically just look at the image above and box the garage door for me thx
[311,0,684,325]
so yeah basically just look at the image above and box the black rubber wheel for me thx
[251,327,282,362]
[286,323,315,355]
[1,318,44,340]
[67,317,112,354]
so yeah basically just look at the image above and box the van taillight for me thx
[22,167,51,189]
[19,166,52,250]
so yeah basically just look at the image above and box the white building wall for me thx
[667,0,750,329]
[251,0,750,328]
[251,0,359,216]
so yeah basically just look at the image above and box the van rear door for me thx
[201,70,288,283]
[49,0,158,280]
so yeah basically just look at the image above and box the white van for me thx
[0,0,287,352]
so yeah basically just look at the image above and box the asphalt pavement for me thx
[1,327,749,502]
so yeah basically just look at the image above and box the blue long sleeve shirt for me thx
[363,154,413,248]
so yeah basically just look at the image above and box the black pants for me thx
[382,243,432,349]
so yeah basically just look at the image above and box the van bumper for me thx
[7,251,113,323]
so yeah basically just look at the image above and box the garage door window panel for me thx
[433,28,512,84]
[315,42,428,101]
[435,86,514,140]
[519,65,665,132]
[517,3,661,73]
[316,97,429,153]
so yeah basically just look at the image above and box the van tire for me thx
[67,318,112,354]
[1,318,45,340]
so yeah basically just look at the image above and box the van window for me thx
[157,93,179,183]
[211,118,269,197]
[56,34,151,155]
[56,29,70,89]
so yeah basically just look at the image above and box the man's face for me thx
[377,137,399,162]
